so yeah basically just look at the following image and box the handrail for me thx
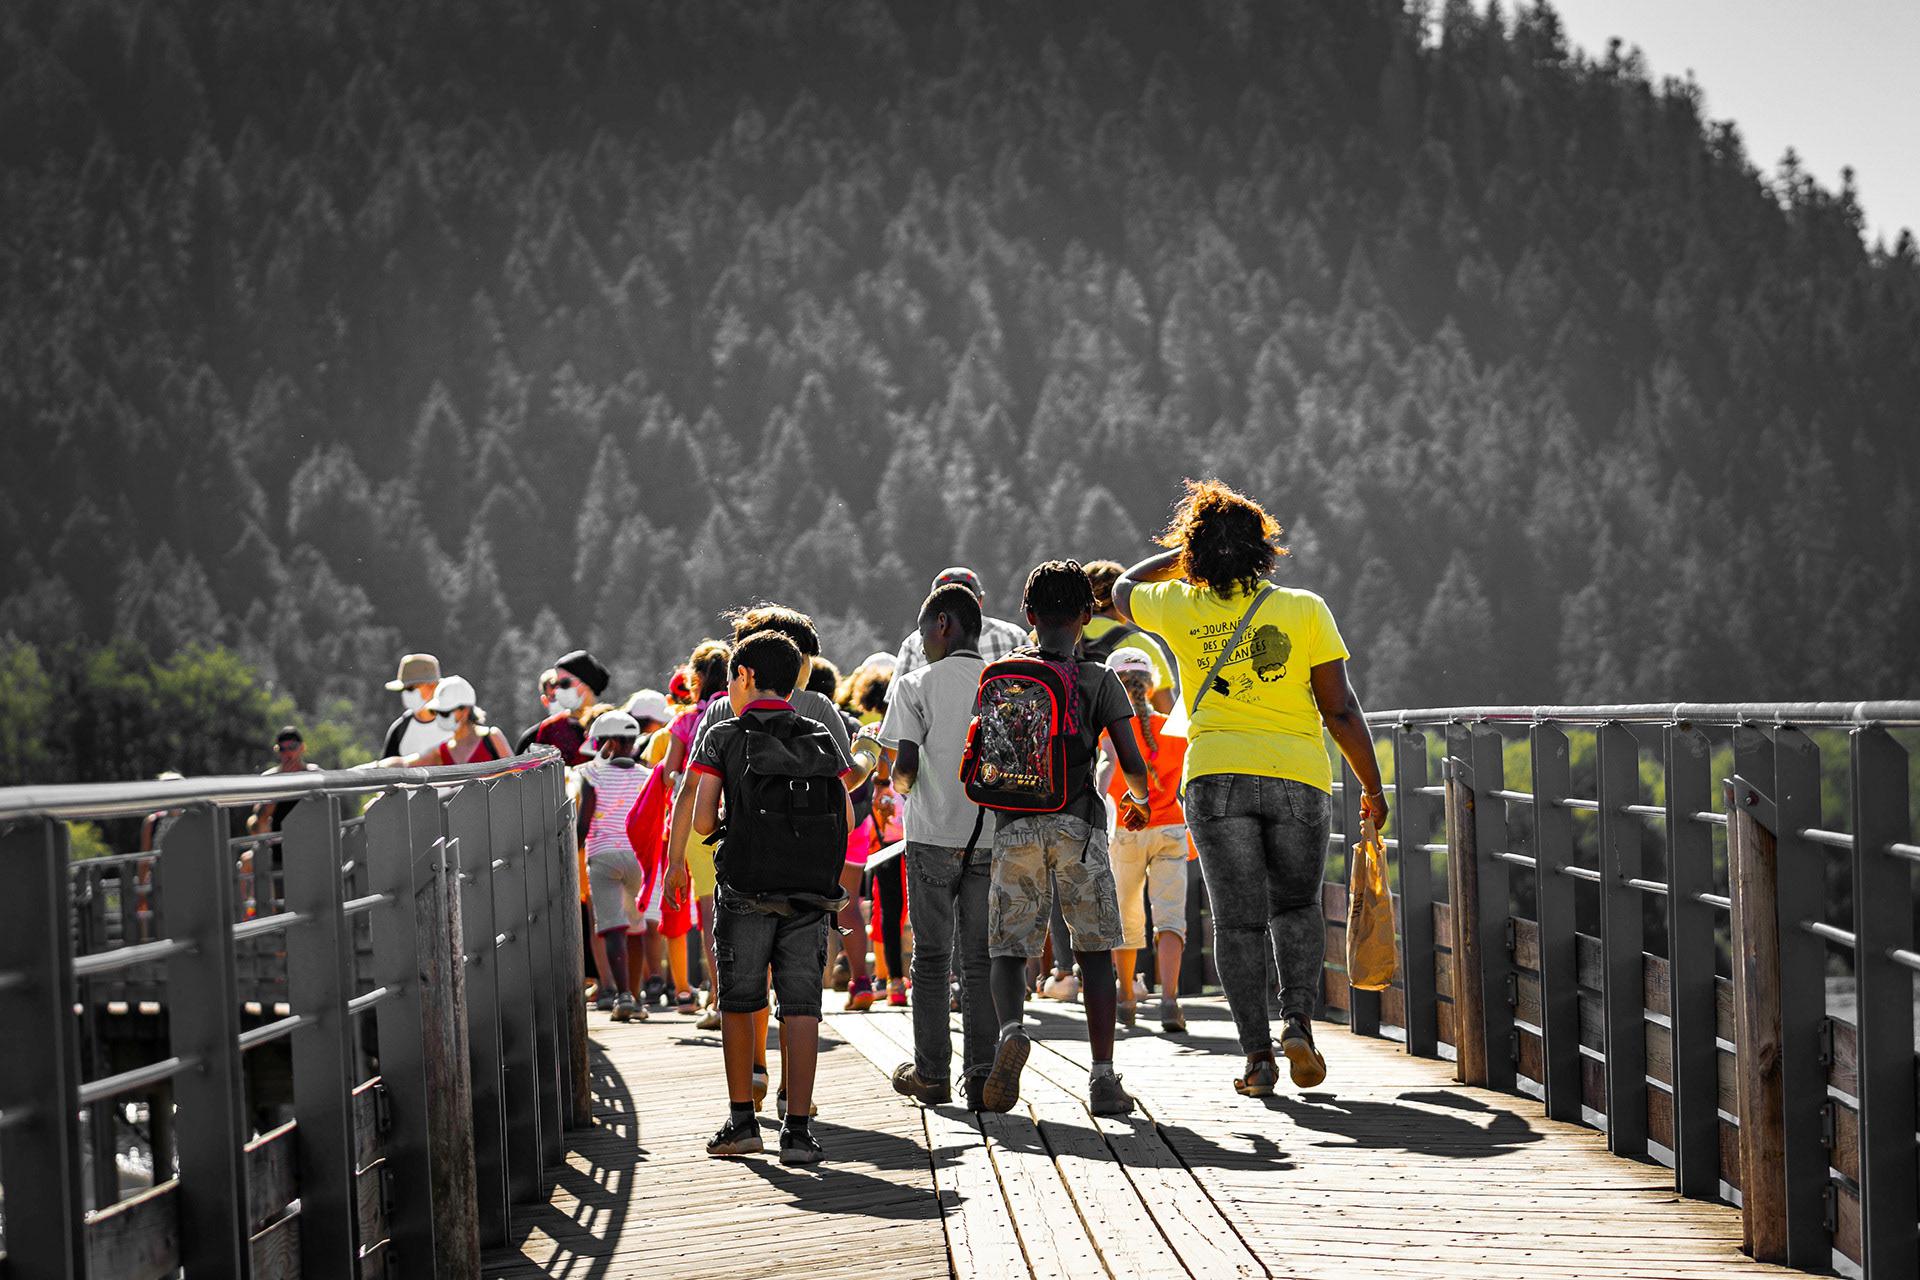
[0,748,559,822]
[1367,700,1920,727]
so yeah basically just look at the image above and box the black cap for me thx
[556,650,611,696]
[274,725,303,745]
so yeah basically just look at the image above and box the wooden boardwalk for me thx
[485,998,1804,1280]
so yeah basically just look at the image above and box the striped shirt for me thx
[580,757,649,858]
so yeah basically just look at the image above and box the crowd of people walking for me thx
[373,479,1390,1165]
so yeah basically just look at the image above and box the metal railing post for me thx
[447,781,510,1247]
[162,803,249,1278]
[524,765,565,1171]
[1848,727,1916,1278]
[281,796,361,1274]
[1771,729,1832,1268]
[1530,721,1584,1124]
[1597,721,1648,1157]
[1392,728,1438,1057]
[363,789,440,1275]
[550,764,592,1126]
[1727,726,1787,1263]
[1663,725,1721,1198]
[488,771,543,1203]
[0,817,86,1275]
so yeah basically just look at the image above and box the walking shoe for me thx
[830,953,851,992]
[594,991,616,1013]
[775,1089,819,1119]
[1132,975,1150,1003]
[1089,1072,1136,1117]
[643,975,667,1006]
[696,1006,721,1031]
[1117,1001,1137,1029]
[846,976,877,1012]
[611,992,637,1022]
[1159,997,1186,1034]
[750,1065,770,1110]
[779,1124,825,1165]
[1280,1016,1327,1088]
[1234,1052,1280,1098]
[705,1114,763,1157]
[981,1030,1030,1113]
[1041,972,1079,1003]
[964,1074,988,1112]
[675,989,697,1014]
[891,1063,951,1106]
[888,982,908,1007]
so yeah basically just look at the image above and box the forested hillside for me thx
[3,0,1916,768]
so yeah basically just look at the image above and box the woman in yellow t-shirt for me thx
[1115,479,1388,1100]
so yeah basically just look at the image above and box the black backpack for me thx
[715,708,849,897]
[1081,622,1143,664]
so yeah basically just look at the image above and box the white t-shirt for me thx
[398,715,452,758]
[877,650,988,849]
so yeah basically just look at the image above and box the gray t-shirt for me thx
[877,650,988,848]
[689,686,852,759]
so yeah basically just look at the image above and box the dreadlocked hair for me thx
[1114,666,1159,759]
[1022,559,1096,625]
[1157,478,1287,597]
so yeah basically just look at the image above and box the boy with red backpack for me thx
[964,561,1156,1117]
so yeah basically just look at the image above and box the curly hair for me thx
[841,665,892,716]
[1023,559,1096,625]
[1156,478,1288,596]
[687,639,732,703]
[723,602,820,657]
[807,657,842,698]
[1082,560,1124,611]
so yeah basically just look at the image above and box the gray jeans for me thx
[1184,774,1331,1054]
[906,841,995,1084]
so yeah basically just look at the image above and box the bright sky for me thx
[1520,0,1920,245]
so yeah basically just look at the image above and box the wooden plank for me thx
[1727,761,1788,1264]
[245,1120,299,1234]
[352,1077,384,1171]
[249,1212,301,1280]
[925,1101,1026,1279]
[85,1181,179,1280]
[977,1106,1109,1279]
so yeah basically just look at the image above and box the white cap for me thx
[589,710,642,742]
[623,689,671,724]
[425,675,477,712]
[859,651,898,672]
[1106,647,1156,679]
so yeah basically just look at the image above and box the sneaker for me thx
[830,953,851,992]
[676,990,697,1014]
[981,1030,1030,1114]
[594,991,616,1013]
[964,1075,988,1112]
[888,985,908,1007]
[1132,975,1150,1003]
[697,1006,722,1031]
[751,1065,770,1110]
[706,1114,763,1157]
[1159,997,1186,1034]
[846,976,876,1012]
[1280,1016,1328,1088]
[891,1063,951,1106]
[779,1125,825,1165]
[775,1089,819,1119]
[1234,1052,1280,1098]
[1089,1072,1136,1117]
[611,992,637,1022]
[1117,1001,1137,1029]
[1041,973,1079,1003]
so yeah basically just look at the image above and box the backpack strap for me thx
[1188,584,1278,720]
[959,808,986,872]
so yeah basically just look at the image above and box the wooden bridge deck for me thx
[485,998,1802,1280]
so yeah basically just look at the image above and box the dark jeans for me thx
[712,893,828,1019]
[1185,773,1331,1055]
[906,842,995,1084]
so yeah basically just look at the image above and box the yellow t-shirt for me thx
[1129,580,1349,793]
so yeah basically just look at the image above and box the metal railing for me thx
[0,751,589,1280]
[1316,702,1919,1279]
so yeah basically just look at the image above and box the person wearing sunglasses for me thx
[380,676,513,766]
[518,650,611,766]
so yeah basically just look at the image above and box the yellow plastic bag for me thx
[1346,813,1397,991]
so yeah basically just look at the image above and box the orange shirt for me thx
[1108,713,1188,829]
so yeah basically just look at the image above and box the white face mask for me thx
[435,711,460,730]
[401,689,426,713]
[551,686,583,712]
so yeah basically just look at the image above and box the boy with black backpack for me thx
[963,561,1156,1117]
[684,630,855,1164]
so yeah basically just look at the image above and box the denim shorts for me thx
[712,893,829,1019]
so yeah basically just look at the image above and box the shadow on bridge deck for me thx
[485,998,1803,1280]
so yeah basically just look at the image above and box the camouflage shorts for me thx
[988,812,1124,959]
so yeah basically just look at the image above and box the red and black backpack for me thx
[958,652,1094,816]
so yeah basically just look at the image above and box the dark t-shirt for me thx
[523,713,589,766]
[993,649,1135,827]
